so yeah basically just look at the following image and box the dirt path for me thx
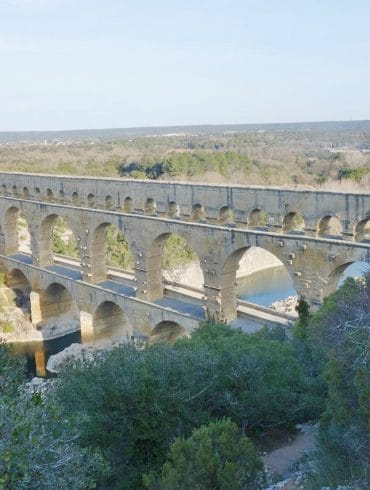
[262,426,316,477]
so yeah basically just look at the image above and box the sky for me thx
[0,0,370,131]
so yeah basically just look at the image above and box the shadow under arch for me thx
[318,215,343,238]
[149,320,188,344]
[37,282,80,337]
[283,211,305,234]
[3,205,32,256]
[92,301,132,343]
[40,213,80,267]
[248,208,268,229]
[5,268,31,311]
[221,245,297,322]
[146,232,204,301]
[90,221,134,282]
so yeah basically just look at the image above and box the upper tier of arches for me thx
[0,183,368,242]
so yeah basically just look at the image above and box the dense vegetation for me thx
[0,273,369,488]
[1,122,370,189]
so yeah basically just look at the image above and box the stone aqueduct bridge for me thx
[0,172,369,341]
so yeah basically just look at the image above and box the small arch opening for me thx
[167,201,180,219]
[149,321,187,344]
[191,204,206,222]
[71,191,79,205]
[318,215,343,238]
[87,193,96,207]
[144,198,157,215]
[58,190,65,203]
[283,212,305,234]
[12,185,18,197]
[218,206,235,225]
[105,195,113,209]
[23,187,30,199]
[123,197,133,213]
[248,209,268,229]
[34,187,41,198]
[45,188,54,202]
[355,219,370,242]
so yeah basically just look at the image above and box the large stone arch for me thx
[146,231,205,301]
[39,213,80,267]
[323,253,370,298]
[2,205,32,256]
[34,282,80,337]
[149,320,188,344]
[219,244,297,322]
[5,268,32,310]
[89,221,134,282]
[92,300,132,343]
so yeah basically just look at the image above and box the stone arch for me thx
[1,184,7,195]
[318,215,343,238]
[218,206,235,225]
[324,259,370,298]
[105,195,113,209]
[167,201,180,219]
[12,185,18,197]
[146,232,204,301]
[191,204,206,222]
[248,208,268,229]
[39,213,80,266]
[3,206,31,256]
[23,187,30,199]
[37,282,80,334]
[282,211,305,234]
[220,245,297,322]
[34,187,41,198]
[92,301,132,342]
[58,190,65,203]
[144,197,157,215]
[45,188,54,202]
[149,320,188,344]
[87,193,96,207]
[355,218,370,242]
[90,221,134,282]
[123,196,133,212]
[71,191,79,205]
[5,268,31,309]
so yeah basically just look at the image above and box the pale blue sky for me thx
[1,0,369,131]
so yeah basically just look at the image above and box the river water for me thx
[10,261,369,377]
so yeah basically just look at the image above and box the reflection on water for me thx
[237,266,296,306]
[11,330,81,377]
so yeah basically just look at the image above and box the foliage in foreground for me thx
[0,345,107,489]
[157,419,265,490]
[54,325,311,488]
[298,275,370,489]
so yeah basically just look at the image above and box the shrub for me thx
[159,419,265,490]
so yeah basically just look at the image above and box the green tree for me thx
[159,419,265,490]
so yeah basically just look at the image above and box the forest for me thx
[0,273,369,489]
[0,121,369,189]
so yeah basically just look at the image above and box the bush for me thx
[158,419,265,490]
